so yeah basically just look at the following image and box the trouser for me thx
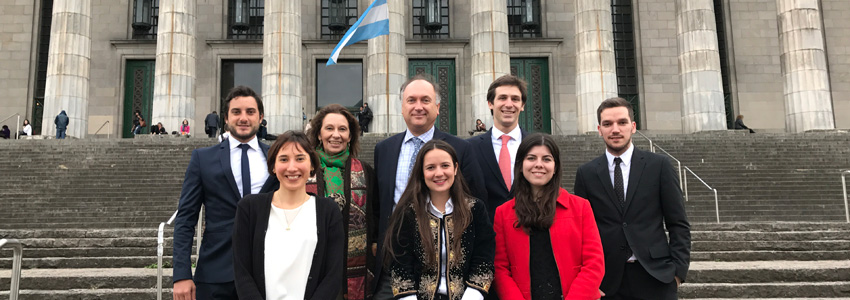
[603,262,677,300]
[195,281,238,300]
[56,128,66,139]
[207,126,217,138]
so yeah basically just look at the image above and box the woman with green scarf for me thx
[307,104,377,300]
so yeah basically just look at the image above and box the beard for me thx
[230,125,259,141]
[604,136,632,154]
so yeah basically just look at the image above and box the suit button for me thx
[622,222,627,228]
[620,246,626,250]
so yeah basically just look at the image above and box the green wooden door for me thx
[510,58,551,133]
[409,59,457,135]
[123,60,155,137]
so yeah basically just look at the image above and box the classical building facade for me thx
[1,0,847,138]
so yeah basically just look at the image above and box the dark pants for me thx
[195,281,238,300]
[206,126,217,138]
[360,122,370,134]
[603,262,677,300]
[56,128,66,139]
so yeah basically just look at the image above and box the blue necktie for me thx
[239,144,252,197]
[409,137,424,175]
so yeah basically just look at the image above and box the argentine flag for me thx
[327,0,389,65]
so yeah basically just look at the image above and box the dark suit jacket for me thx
[372,128,487,289]
[232,192,343,300]
[573,147,690,295]
[172,139,279,283]
[467,127,528,219]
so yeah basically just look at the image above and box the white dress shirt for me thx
[490,126,522,185]
[229,135,269,197]
[399,197,484,300]
[605,143,636,261]
[394,126,436,205]
[264,196,318,300]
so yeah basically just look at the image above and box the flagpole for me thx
[385,33,390,134]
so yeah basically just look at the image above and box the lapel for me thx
[218,139,242,201]
[623,147,646,214]
[594,154,624,215]
[477,129,507,193]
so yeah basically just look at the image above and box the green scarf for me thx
[317,147,349,197]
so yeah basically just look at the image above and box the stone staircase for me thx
[1,132,849,299]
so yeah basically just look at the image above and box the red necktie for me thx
[499,135,512,189]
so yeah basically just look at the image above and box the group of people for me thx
[132,110,191,136]
[172,75,690,300]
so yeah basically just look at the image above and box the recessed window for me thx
[132,0,159,39]
[321,0,358,40]
[316,60,363,111]
[220,60,263,114]
[412,0,449,39]
[228,0,264,40]
[507,0,541,38]
[611,0,640,128]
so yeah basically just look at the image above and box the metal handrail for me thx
[93,120,111,139]
[684,166,720,223]
[1,238,23,300]
[635,130,654,152]
[634,131,683,194]
[156,206,204,300]
[1,114,21,140]
[841,170,850,223]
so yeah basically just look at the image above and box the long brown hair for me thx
[383,140,472,266]
[307,104,361,157]
[512,133,562,233]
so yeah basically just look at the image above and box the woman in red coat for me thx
[493,133,605,300]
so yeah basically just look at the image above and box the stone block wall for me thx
[0,1,36,130]
[635,0,682,132]
[822,0,850,129]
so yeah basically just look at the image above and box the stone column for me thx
[470,0,511,128]
[677,0,727,133]
[152,0,196,132]
[41,0,91,138]
[776,0,835,132]
[263,0,302,133]
[366,0,406,133]
[575,0,618,133]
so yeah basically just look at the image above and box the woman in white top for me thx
[20,119,32,138]
[383,140,495,300]
[232,130,344,300]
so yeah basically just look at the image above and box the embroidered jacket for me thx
[389,198,495,300]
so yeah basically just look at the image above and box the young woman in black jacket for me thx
[232,131,343,300]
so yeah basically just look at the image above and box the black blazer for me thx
[466,127,528,219]
[232,192,344,300]
[172,139,279,283]
[372,128,487,289]
[573,147,691,295]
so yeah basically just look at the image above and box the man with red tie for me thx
[467,75,529,222]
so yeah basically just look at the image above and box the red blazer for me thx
[494,188,605,300]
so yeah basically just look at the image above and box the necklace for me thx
[282,205,304,231]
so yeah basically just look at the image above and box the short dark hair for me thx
[223,86,264,121]
[266,130,320,177]
[486,75,527,105]
[400,74,442,103]
[308,104,361,157]
[596,97,635,124]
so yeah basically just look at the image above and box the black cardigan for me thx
[232,192,344,300]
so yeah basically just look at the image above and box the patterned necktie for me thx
[409,137,424,175]
[498,135,512,189]
[239,144,252,197]
[614,157,625,208]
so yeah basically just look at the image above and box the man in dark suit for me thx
[573,97,690,300]
[372,75,487,299]
[205,111,219,138]
[467,75,529,220]
[172,86,279,300]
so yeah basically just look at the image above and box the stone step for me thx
[0,268,173,291]
[688,261,850,283]
[678,282,850,298]
[692,240,850,251]
[0,289,172,300]
[0,256,178,269]
[691,250,850,261]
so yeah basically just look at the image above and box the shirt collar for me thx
[605,143,634,167]
[403,126,436,144]
[491,125,522,142]
[427,195,454,217]
[229,135,260,151]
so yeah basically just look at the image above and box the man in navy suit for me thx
[372,75,487,299]
[172,86,279,300]
[573,98,690,299]
[467,75,529,220]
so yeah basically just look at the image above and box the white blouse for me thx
[264,196,318,300]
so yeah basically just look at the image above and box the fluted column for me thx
[471,0,511,128]
[366,0,406,133]
[575,0,618,133]
[41,0,91,138]
[152,0,196,133]
[677,0,727,133]
[777,0,835,132]
[263,0,302,133]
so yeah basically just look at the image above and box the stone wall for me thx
[0,1,37,131]
[822,0,850,129]
[635,0,683,132]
